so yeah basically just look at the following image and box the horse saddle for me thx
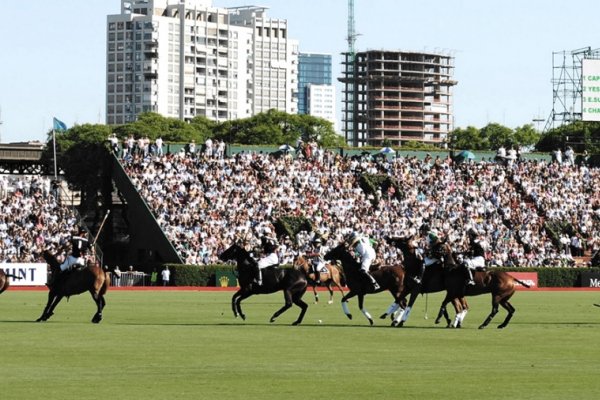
[369,263,381,272]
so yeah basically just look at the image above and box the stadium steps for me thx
[572,256,591,267]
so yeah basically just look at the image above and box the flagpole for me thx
[53,128,57,180]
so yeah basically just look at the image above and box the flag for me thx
[53,117,67,131]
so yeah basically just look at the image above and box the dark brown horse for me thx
[293,255,345,304]
[0,269,21,295]
[219,243,309,325]
[324,243,406,326]
[384,236,467,327]
[387,236,530,329]
[37,251,110,323]
[441,267,531,329]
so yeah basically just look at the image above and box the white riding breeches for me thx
[360,252,376,272]
[464,256,485,270]
[424,256,440,267]
[60,255,85,272]
[258,253,279,269]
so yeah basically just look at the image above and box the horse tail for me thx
[512,278,531,288]
[331,264,346,286]
[102,271,111,294]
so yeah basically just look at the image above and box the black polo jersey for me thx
[71,236,89,257]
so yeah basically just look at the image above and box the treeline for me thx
[451,121,600,154]
[43,110,600,209]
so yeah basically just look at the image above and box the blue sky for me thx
[0,0,597,143]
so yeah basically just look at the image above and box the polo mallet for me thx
[92,210,111,247]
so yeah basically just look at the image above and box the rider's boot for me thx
[413,263,425,284]
[465,266,475,286]
[46,273,56,288]
[368,272,380,291]
[255,269,263,286]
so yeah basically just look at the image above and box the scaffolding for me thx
[544,47,600,132]
[340,50,456,147]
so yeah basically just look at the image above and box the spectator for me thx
[117,147,598,270]
[113,265,122,287]
[161,266,170,286]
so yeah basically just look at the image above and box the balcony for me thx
[144,50,158,59]
[144,71,158,79]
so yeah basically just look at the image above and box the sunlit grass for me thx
[2,290,600,400]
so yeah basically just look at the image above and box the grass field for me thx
[2,289,600,400]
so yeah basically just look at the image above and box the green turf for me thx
[2,290,600,399]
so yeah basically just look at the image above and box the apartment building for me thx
[298,53,336,130]
[106,0,298,125]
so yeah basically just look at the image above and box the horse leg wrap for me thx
[342,301,351,316]
[459,310,468,324]
[401,306,412,322]
[385,302,400,316]
[392,309,405,325]
[452,314,461,328]
[361,308,372,321]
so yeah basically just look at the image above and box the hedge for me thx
[273,216,313,242]
[165,264,235,286]
[493,267,586,287]
[358,174,403,201]
[161,264,600,287]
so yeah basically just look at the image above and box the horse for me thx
[0,269,22,295]
[323,243,406,326]
[387,236,530,329]
[37,251,110,323]
[384,236,468,328]
[293,255,345,304]
[219,243,309,325]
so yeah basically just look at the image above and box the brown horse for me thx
[37,251,110,323]
[219,243,309,325]
[384,236,468,327]
[324,243,406,326]
[0,269,21,295]
[293,255,345,304]
[439,266,531,329]
[387,236,530,329]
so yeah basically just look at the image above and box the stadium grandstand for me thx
[1,141,599,271]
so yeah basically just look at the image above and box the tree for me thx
[112,112,202,143]
[536,120,600,153]
[189,115,218,143]
[480,123,513,150]
[295,114,344,147]
[213,109,342,147]
[448,126,483,150]
[513,124,540,149]
[47,124,113,209]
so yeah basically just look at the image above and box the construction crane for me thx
[346,0,359,57]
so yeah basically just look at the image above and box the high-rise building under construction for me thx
[340,50,456,147]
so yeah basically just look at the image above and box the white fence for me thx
[112,271,149,287]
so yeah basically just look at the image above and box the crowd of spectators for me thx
[121,144,599,268]
[0,175,80,263]
[1,144,598,269]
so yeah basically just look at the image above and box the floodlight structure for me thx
[544,47,600,132]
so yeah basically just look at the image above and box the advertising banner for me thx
[579,271,600,288]
[582,59,600,121]
[1,263,47,286]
